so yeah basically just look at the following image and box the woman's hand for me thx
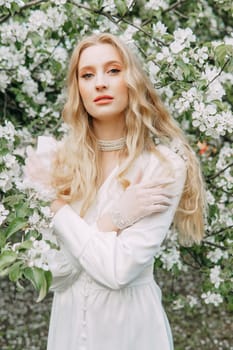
[24,149,53,188]
[97,175,175,232]
[24,136,58,190]
[51,199,67,215]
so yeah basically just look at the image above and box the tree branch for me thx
[0,0,48,24]
[205,57,231,90]
[202,240,227,250]
[162,0,187,14]
[206,182,233,195]
[174,9,189,19]
[68,0,118,25]
[119,17,166,46]
[207,161,233,180]
[69,0,166,47]
[206,225,233,237]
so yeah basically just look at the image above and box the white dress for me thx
[46,145,186,350]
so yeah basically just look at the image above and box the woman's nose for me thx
[95,73,108,90]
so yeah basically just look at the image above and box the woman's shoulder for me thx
[156,138,188,166]
[141,138,188,180]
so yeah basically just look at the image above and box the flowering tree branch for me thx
[180,249,203,269]
[68,0,166,47]
[162,0,187,14]
[202,240,227,250]
[204,57,231,90]
[206,225,233,237]
[207,161,233,181]
[173,10,189,19]
[118,17,166,46]
[0,0,48,24]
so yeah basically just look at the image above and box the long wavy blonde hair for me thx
[52,33,206,246]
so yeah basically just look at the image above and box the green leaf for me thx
[3,194,26,206]
[0,230,6,248]
[114,0,128,16]
[214,44,233,68]
[14,202,30,218]
[23,267,52,302]
[0,251,17,271]
[8,261,23,282]
[16,240,33,251]
[5,217,28,240]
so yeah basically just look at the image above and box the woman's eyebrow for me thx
[104,60,122,67]
[78,60,123,73]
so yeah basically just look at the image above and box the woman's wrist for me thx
[97,213,120,233]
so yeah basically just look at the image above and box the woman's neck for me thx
[92,118,125,140]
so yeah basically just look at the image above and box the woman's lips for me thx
[94,95,114,104]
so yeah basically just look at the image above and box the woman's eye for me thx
[108,68,121,75]
[81,73,93,79]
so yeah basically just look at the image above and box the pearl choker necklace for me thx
[97,137,126,151]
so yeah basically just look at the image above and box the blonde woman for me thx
[26,33,205,350]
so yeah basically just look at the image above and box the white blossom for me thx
[206,80,225,102]
[16,66,31,82]
[147,61,160,84]
[33,92,46,105]
[216,143,233,170]
[170,28,196,54]
[201,291,223,306]
[173,298,184,310]
[37,70,54,85]
[40,206,53,218]
[187,295,199,308]
[156,47,173,63]
[192,47,209,65]
[3,154,17,169]
[153,21,167,36]
[0,21,28,44]
[210,266,223,288]
[46,7,67,30]
[28,10,48,32]
[22,78,39,98]
[51,0,67,4]
[0,0,24,8]
[206,190,215,205]
[0,121,16,143]
[207,248,228,263]
[52,46,68,66]
[27,240,52,271]
[0,45,25,69]
[174,87,200,113]
[0,203,9,226]
[0,171,13,192]
[103,0,116,12]
[145,0,168,11]
[158,246,182,270]
[0,71,9,91]
[29,212,41,226]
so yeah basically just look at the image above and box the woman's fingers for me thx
[143,194,172,208]
[147,204,170,214]
[151,195,172,205]
[141,177,175,189]
[149,189,174,198]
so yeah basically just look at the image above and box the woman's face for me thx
[78,43,129,124]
